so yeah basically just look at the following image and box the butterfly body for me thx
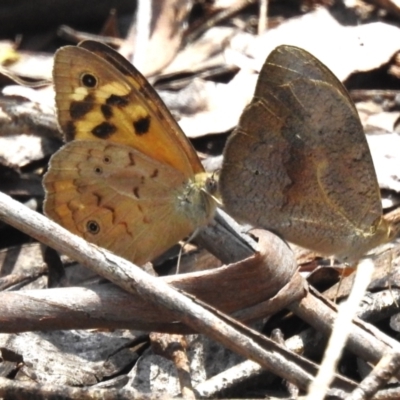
[220,45,391,262]
[44,41,216,266]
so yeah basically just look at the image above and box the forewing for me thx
[53,42,204,178]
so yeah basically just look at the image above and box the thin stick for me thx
[0,191,318,391]
[258,0,268,34]
[133,0,151,69]
[307,258,375,399]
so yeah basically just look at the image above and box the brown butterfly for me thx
[219,45,393,262]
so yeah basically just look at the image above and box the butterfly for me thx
[219,45,393,262]
[43,41,216,266]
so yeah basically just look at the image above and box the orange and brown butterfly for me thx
[43,40,217,266]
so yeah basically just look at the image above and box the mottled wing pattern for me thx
[45,42,217,265]
[220,45,389,261]
[44,140,211,265]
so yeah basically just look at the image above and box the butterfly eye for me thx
[103,156,111,164]
[81,73,98,88]
[86,220,100,234]
[94,166,103,174]
[205,176,218,195]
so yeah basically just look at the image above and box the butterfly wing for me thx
[220,45,388,260]
[44,140,212,265]
[53,41,204,179]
